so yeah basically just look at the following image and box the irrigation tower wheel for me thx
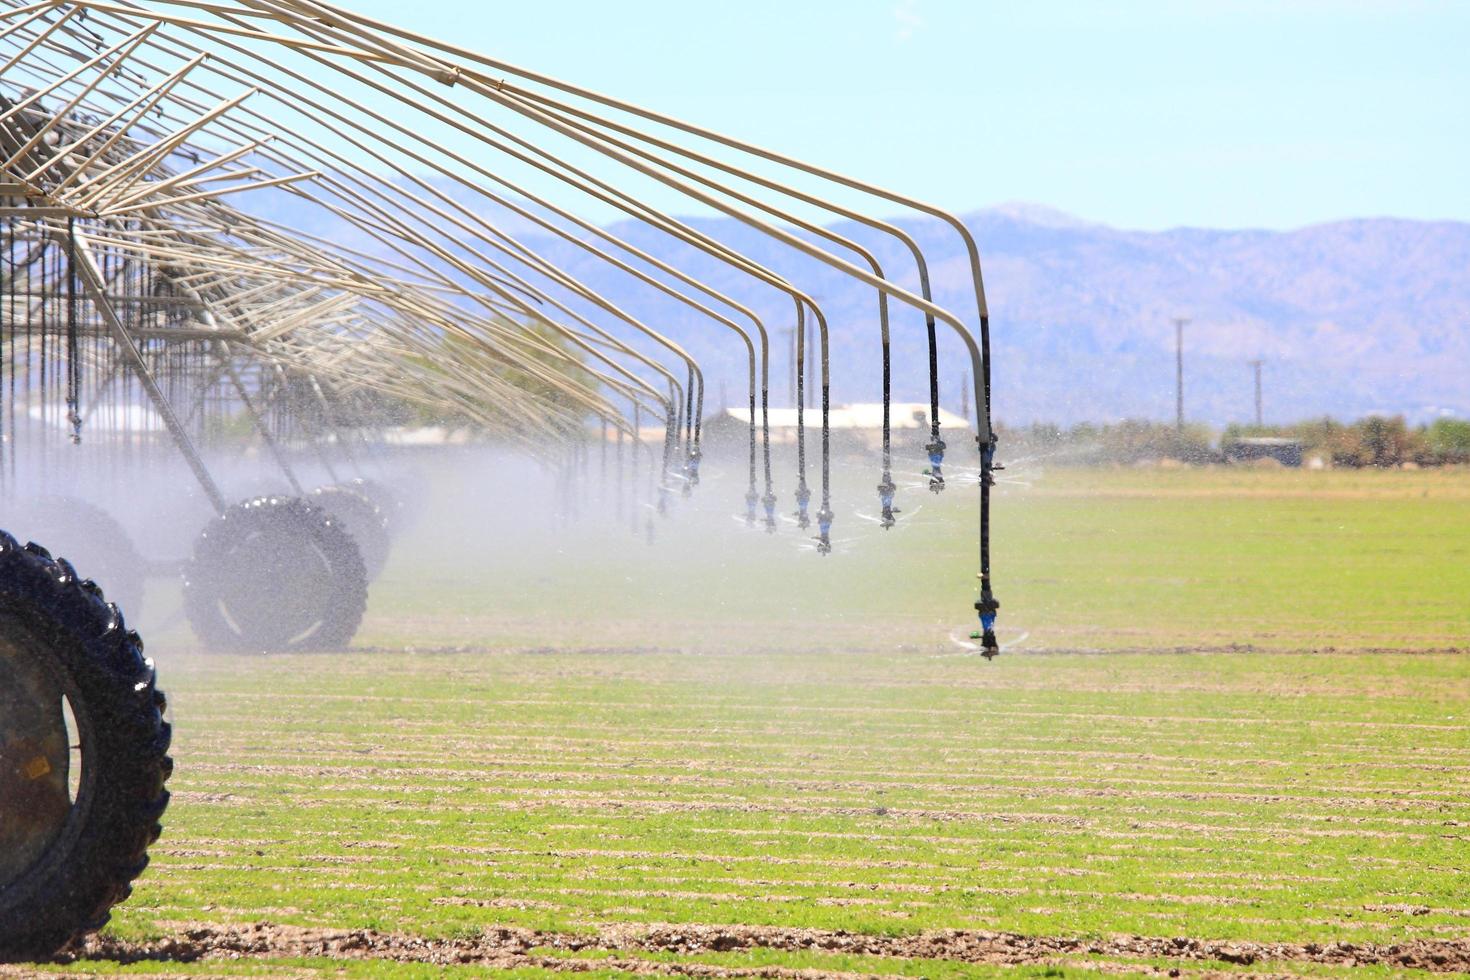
[183,496,367,653]
[0,533,172,961]
[349,478,408,538]
[310,484,391,581]
[2,498,145,620]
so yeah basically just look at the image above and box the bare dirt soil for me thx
[49,922,1470,975]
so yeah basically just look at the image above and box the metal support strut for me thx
[68,228,228,516]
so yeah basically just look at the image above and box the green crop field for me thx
[11,465,1470,978]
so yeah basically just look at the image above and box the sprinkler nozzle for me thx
[877,477,897,529]
[809,507,835,556]
[744,490,758,527]
[980,630,999,659]
[685,448,701,494]
[926,440,947,493]
[974,592,1001,660]
[794,485,812,530]
[979,436,1000,487]
[762,491,778,534]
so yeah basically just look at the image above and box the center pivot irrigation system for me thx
[0,0,1000,958]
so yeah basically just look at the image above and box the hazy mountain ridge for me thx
[524,207,1469,425]
[257,183,1467,425]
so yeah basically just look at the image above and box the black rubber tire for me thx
[182,496,367,653]
[0,498,144,620]
[348,479,406,539]
[0,532,172,962]
[310,485,390,581]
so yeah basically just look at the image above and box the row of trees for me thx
[1228,417,1470,468]
[1000,416,1470,468]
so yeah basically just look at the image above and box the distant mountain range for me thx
[519,203,1468,426]
[266,188,1470,426]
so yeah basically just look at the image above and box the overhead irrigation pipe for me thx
[301,347,569,453]
[536,103,915,521]
[141,5,787,528]
[96,33,676,461]
[170,22,699,488]
[124,196,632,455]
[309,0,992,405]
[0,25,161,175]
[346,286,665,446]
[84,1,727,514]
[4,140,235,515]
[0,17,673,461]
[350,297,666,452]
[508,110,922,510]
[368,156,760,494]
[172,278,391,488]
[271,327,598,461]
[402,85,835,536]
[460,70,998,640]
[367,82,831,533]
[159,190,671,443]
[255,164,688,450]
[275,177,684,447]
[279,0,1002,645]
[424,178,766,496]
[198,36,832,533]
[63,21,697,488]
[280,0,974,484]
[120,24,772,504]
[267,295,612,435]
[10,0,1000,645]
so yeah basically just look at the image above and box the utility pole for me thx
[1248,359,1264,427]
[1173,317,1190,431]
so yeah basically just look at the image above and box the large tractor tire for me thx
[349,478,408,539]
[0,532,171,961]
[183,496,367,653]
[310,484,390,581]
[2,498,145,620]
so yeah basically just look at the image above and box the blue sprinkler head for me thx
[813,508,835,556]
[877,479,898,529]
[926,440,946,492]
[926,438,946,468]
[877,477,896,511]
[974,593,1001,658]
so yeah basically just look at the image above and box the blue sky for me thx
[339,0,1468,230]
